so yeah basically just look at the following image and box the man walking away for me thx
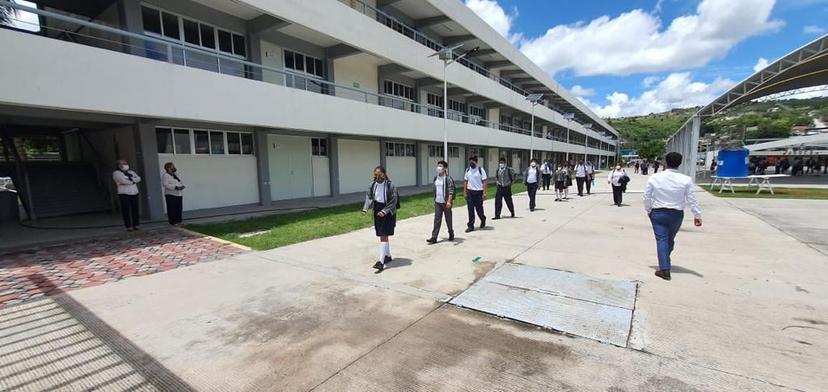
[464,155,488,232]
[541,159,553,191]
[574,161,587,196]
[644,152,703,281]
[524,159,540,212]
[634,162,640,174]
[427,160,455,244]
[585,161,595,195]
[653,160,660,173]
[493,157,515,220]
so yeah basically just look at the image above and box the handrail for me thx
[0,1,611,151]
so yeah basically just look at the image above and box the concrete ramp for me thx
[450,263,638,347]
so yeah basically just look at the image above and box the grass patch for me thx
[187,183,527,250]
[704,186,828,200]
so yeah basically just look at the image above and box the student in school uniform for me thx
[463,155,487,233]
[553,164,567,202]
[493,157,516,220]
[540,159,553,191]
[161,162,185,225]
[427,160,455,244]
[362,166,398,273]
[585,161,595,195]
[524,158,540,211]
[608,164,629,207]
[574,160,588,197]
[112,159,141,231]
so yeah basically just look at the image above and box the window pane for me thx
[173,129,191,154]
[227,132,241,154]
[183,19,200,45]
[142,6,161,35]
[294,53,305,72]
[384,81,392,94]
[210,131,225,154]
[311,139,319,156]
[194,130,209,154]
[241,133,253,154]
[161,12,179,39]
[156,128,173,153]
[232,34,246,56]
[406,144,414,156]
[319,139,327,156]
[314,59,323,77]
[284,50,294,69]
[218,30,232,53]
[305,57,314,75]
[200,24,215,49]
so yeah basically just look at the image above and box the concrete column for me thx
[255,130,272,205]
[134,122,164,221]
[246,32,264,81]
[379,138,387,168]
[415,142,423,186]
[329,135,340,196]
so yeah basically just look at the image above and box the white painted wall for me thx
[487,148,499,174]
[338,139,379,194]
[157,154,258,211]
[385,157,416,187]
[333,53,379,95]
[260,40,285,85]
[449,145,465,178]
[312,155,330,196]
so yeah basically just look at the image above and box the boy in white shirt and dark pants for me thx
[463,156,487,233]
[524,159,540,212]
[644,152,703,281]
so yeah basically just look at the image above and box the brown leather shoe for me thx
[654,270,671,281]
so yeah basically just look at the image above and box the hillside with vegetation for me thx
[606,97,828,159]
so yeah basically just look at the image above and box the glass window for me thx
[173,129,191,154]
[314,59,323,77]
[227,132,241,154]
[194,130,209,154]
[284,50,294,69]
[305,57,315,75]
[142,6,161,35]
[241,133,253,154]
[449,146,459,158]
[218,30,232,53]
[183,19,200,45]
[210,131,225,154]
[318,139,327,156]
[161,12,179,39]
[156,128,173,153]
[200,24,215,49]
[232,34,246,57]
[294,53,305,72]
[406,144,414,157]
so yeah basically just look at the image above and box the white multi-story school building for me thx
[0,0,618,221]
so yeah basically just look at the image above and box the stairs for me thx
[2,162,112,218]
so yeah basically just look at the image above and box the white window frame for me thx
[140,3,247,59]
[311,138,328,157]
[383,80,416,102]
[385,142,415,157]
[155,127,254,156]
[284,49,325,79]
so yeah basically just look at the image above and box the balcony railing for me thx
[1,1,610,152]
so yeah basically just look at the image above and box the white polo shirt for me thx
[464,166,487,191]
[526,167,538,183]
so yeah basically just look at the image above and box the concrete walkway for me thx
[1,173,826,391]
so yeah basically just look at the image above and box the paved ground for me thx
[1,173,826,391]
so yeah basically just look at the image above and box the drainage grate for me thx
[450,263,638,347]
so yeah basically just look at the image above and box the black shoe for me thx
[465,227,474,233]
[384,255,392,263]
[530,208,535,212]
[373,261,384,273]
[426,238,437,244]
[654,270,671,281]
[492,216,501,220]
[448,233,455,241]
[510,213,515,218]
[480,218,486,228]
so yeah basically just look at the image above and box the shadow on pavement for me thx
[649,265,704,277]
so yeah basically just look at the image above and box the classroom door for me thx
[268,134,313,200]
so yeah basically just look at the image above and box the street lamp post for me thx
[563,112,575,162]
[582,123,593,163]
[429,45,477,163]
[525,94,543,160]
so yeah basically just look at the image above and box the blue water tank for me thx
[716,148,749,177]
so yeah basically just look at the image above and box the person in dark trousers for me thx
[463,155,488,232]
[585,161,595,195]
[524,158,540,212]
[653,160,660,173]
[362,166,398,273]
[644,152,703,281]
[161,162,185,225]
[493,157,515,219]
[540,159,553,191]
[427,160,455,244]
[608,164,628,207]
[112,159,142,231]
[710,159,718,175]
[553,164,567,201]
[574,160,588,196]
[634,162,640,174]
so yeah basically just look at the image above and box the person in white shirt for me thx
[523,159,540,212]
[463,155,488,233]
[362,166,398,273]
[607,164,628,207]
[643,152,703,281]
[427,160,455,244]
[112,159,142,231]
[540,159,553,191]
[574,161,588,197]
[161,162,186,225]
[585,161,595,195]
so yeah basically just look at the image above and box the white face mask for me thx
[616,166,622,170]
[530,162,537,168]
[436,166,444,174]
[120,165,129,171]
[498,163,505,168]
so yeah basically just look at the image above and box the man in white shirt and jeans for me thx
[643,152,703,281]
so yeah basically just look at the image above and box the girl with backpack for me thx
[362,166,399,273]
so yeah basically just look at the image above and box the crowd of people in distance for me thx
[707,156,828,177]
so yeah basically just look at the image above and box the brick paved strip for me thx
[0,229,246,309]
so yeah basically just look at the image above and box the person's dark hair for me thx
[468,155,478,163]
[530,158,538,164]
[665,152,682,169]
[499,157,506,163]
[373,166,387,176]
[437,160,448,167]
[163,162,174,172]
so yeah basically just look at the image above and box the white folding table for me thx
[745,174,788,195]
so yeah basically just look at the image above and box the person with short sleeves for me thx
[574,161,587,197]
[553,164,567,202]
[540,159,553,191]
[463,155,487,233]
[524,159,540,212]
[112,159,141,231]
[608,164,628,207]
[362,166,398,273]
[161,162,185,225]
[585,161,595,195]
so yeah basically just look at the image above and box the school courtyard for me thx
[1,173,826,391]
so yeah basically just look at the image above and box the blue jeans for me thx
[650,209,684,271]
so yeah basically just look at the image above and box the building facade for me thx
[0,0,618,221]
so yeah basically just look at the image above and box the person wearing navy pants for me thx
[649,209,684,272]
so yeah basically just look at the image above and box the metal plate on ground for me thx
[450,264,637,347]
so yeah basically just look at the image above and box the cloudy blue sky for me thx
[464,0,828,117]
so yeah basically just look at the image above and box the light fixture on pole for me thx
[428,45,478,163]
[563,112,575,161]
[525,93,543,160]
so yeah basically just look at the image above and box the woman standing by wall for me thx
[112,159,141,231]
[161,162,186,226]
[362,166,398,273]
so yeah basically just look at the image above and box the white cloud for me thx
[569,85,595,97]
[643,76,662,87]
[464,0,522,43]
[803,25,826,34]
[753,57,770,72]
[582,73,734,118]
[518,0,783,76]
